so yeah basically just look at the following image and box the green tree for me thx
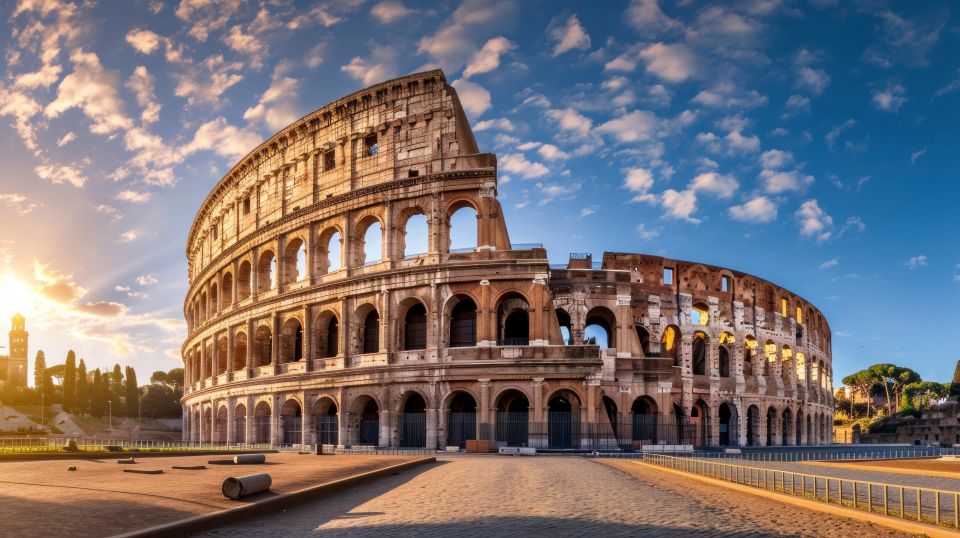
[842,370,875,418]
[901,381,950,412]
[867,364,920,414]
[76,359,88,414]
[124,366,139,418]
[33,350,46,391]
[90,369,105,417]
[140,384,182,418]
[63,351,76,412]
[110,363,124,413]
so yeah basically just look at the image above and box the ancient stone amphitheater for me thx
[181,70,834,450]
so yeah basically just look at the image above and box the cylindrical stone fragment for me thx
[233,453,266,464]
[222,473,272,500]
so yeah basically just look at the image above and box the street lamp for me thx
[108,400,112,430]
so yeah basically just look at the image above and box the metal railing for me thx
[0,437,273,453]
[644,453,960,530]
[591,447,957,461]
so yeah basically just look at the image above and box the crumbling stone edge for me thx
[113,456,437,538]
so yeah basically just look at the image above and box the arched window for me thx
[362,220,382,264]
[661,326,679,366]
[719,346,730,377]
[318,228,342,273]
[362,309,380,353]
[217,336,228,375]
[692,332,707,375]
[497,293,529,345]
[257,250,275,293]
[584,307,616,348]
[636,326,651,357]
[404,303,427,350]
[280,318,303,362]
[402,213,429,257]
[448,205,478,252]
[254,326,272,367]
[234,331,247,370]
[221,272,233,307]
[449,297,477,347]
[210,284,218,316]
[556,308,572,345]
[316,311,339,358]
[283,237,306,285]
[691,302,709,326]
[237,261,252,302]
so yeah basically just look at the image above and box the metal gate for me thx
[632,414,659,445]
[495,411,528,447]
[316,415,338,445]
[359,419,379,445]
[281,415,301,445]
[398,413,426,448]
[447,412,476,448]
[548,411,580,449]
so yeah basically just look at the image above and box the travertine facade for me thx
[181,70,834,449]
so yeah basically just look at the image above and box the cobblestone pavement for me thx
[201,456,914,537]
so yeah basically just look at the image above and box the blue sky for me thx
[0,0,957,384]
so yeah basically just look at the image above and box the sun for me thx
[0,274,36,322]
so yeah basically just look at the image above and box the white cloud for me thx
[115,190,151,204]
[760,149,794,169]
[819,258,838,269]
[728,195,777,223]
[550,14,591,56]
[173,54,244,107]
[626,0,681,34]
[796,67,830,95]
[126,66,161,124]
[450,79,491,118]
[910,148,927,163]
[117,230,140,243]
[464,36,515,78]
[371,1,415,23]
[474,118,514,132]
[691,83,766,109]
[45,50,133,135]
[417,0,516,72]
[623,167,655,202]
[785,94,810,113]
[537,144,569,161]
[872,82,907,112]
[35,163,86,188]
[535,181,581,204]
[125,28,163,54]
[635,223,660,240]
[56,132,76,147]
[136,274,159,286]
[604,53,637,73]
[223,24,266,70]
[759,169,814,194]
[545,107,593,137]
[596,110,658,142]
[906,255,927,270]
[838,216,866,237]
[175,0,242,41]
[500,153,549,179]
[0,88,42,151]
[182,117,261,161]
[826,119,856,150]
[661,189,699,223]
[14,63,62,89]
[690,172,738,199]
[0,193,39,215]
[795,199,833,242]
[340,55,396,87]
[638,42,696,82]
[580,206,597,218]
[243,72,300,131]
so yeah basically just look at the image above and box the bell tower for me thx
[8,313,28,385]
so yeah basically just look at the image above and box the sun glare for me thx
[0,274,36,321]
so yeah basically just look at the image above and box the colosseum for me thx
[181,69,835,451]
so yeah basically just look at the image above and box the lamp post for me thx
[108,400,112,430]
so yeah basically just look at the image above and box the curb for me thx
[113,456,437,537]
[0,450,278,463]
[628,460,956,538]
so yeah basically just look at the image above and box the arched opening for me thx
[280,318,303,362]
[497,293,529,346]
[254,325,272,367]
[556,308,572,345]
[222,272,233,307]
[796,352,806,383]
[719,346,730,377]
[691,301,709,325]
[601,395,620,446]
[318,228,342,273]
[781,346,793,383]
[199,291,208,323]
[691,400,709,446]
[661,326,679,366]
[316,311,339,358]
[495,389,529,447]
[399,392,427,448]
[744,336,758,376]
[447,391,477,448]
[692,332,707,375]
[205,343,213,379]
[202,407,212,442]
[215,406,228,443]
[401,212,429,258]
[210,284,218,317]
[781,408,792,446]
[237,261,252,302]
[449,296,477,347]
[584,307,615,348]
[403,302,427,350]
[719,403,737,446]
[355,397,380,446]
[673,404,688,445]
[257,250,276,293]
[448,204,478,252]
[233,403,246,443]
[636,326,651,357]
[764,340,778,375]
[806,413,813,445]
[216,336,228,375]
[233,331,247,370]
[281,399,302,445]
[547,390,581,449]
[314,397,339,446]
[282,237,307,285]
[253,401,271,444]
[796,410,803,446]
[747,405,760,446]
[631,397,658,445]
[361,308,380,354]
[359,217,383,264]
[766,407,777,446]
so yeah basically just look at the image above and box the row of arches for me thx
[188,204,481,332]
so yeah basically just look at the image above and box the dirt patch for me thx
[808,458,960,479]
[0,453,417,537]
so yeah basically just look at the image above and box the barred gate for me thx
[496,411,529,447]
[447,412,476,448]
[398,413,426,448]
[281,415,301,445]
[358,419,379,445]
[316,415,338,445]
[548,411,581,449]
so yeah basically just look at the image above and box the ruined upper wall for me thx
[186,69,487,281]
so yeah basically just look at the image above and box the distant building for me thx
[0,313,28,386]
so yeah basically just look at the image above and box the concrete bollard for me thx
[233,454,266,465]
[222,473,272,500]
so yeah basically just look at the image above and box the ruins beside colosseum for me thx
[181,69,834,450]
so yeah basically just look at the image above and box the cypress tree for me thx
[90,369,104,417]
[33,350,46,392]
[64,351,77,412]
[124,366,139,418]
[76,359,88,415]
